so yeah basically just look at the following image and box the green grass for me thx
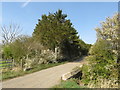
[52,79,87,88]
[2,61,67,81]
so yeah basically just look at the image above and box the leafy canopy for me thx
[33,9,80,51]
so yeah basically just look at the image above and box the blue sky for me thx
[2,2,118,44]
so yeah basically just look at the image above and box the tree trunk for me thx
[12,59,14,68]
[55,47,57,60]
[21,59,22,69]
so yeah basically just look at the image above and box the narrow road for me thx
[2,57,86,88]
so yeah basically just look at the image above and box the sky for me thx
[2,2,118,44]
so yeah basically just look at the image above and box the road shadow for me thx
[70,56,86,63]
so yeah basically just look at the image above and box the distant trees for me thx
[78,39,92,55]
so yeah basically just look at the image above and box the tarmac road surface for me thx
[2,57,86,88]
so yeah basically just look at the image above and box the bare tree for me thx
[1,23,22,45]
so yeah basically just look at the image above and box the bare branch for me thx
[1,23,22,45]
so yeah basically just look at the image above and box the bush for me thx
[81,40,118,88]
[81,64,91,85]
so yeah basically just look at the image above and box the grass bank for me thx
[2,61,67,81]
[52,78,87,88]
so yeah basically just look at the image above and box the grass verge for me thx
[52,78,87,88]
[2,61,67,81]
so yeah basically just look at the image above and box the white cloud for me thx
[21,0,32,8]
